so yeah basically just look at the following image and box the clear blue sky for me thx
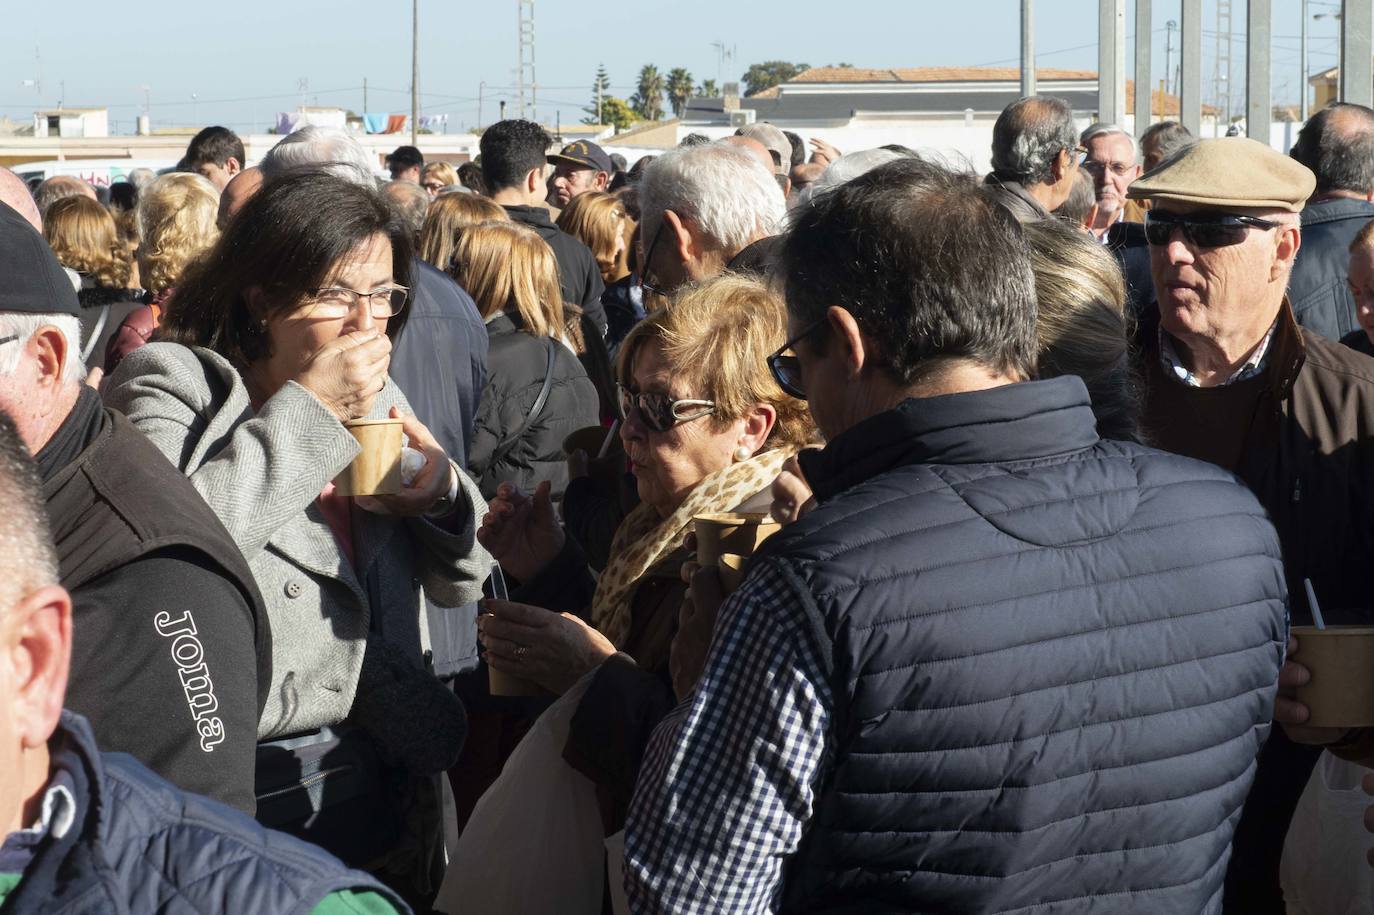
[0,0,1346,135]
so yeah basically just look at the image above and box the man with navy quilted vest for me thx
[624,159,1289,914]
[0,412,408,915]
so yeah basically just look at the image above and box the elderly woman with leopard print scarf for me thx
[467,275,815,836]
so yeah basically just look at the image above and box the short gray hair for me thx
[0,411,59,610]
[260,126,379,188]
[991,96,1079,186]
[1080,123,1138,160]
[639,142,785,254]
[382,180,430,242]
[0,313,84,385]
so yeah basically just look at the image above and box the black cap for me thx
[386,145,424,171]
[0,202,79,317]
[548,140,613,175]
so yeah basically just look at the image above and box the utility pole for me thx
[363,77,368,114]
[1165,20,1176,97]
[1247,0,1271,141]
[1342,0,1374,106]
[1134,0,1152,132]
[478,81,485,129]
[1181,0,1203,134]
[517,0,537,121]
[1021,0,1035,97]
[1215,0,1233,132]
[597,78,604,125]
[411,0,419,144]
[1301,0,1309,121]
[1097,0,1125,125]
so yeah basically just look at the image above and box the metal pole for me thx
[363,77,368,115]
[1181,0,1203,134]
[411,0,419,144]
[1135,0,1152,132]
[1301,0,1309,121]
[1342,0,1374,106]
[1097,0,1126,124]
[479,82,485,129]
[1165,21,1175,97]
[1248,0,1272,141]
[1021,0,1036,97]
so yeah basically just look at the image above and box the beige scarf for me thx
[590,448,790,649]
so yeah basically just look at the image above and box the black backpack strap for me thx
[489,338,557,469]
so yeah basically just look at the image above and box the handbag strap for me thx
[490,338,557,468]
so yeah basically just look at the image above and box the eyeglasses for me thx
[767,319,827,400]
[636,220,667,299]
[422,182,445,193]
[1144,211,1280,248]
[1081,159,1137,178]
[0,334,18,347]
[616,383,715,433]
[303,285,409,320]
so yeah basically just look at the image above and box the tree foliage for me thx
[632,64,666,121]
[741,61,811,96]
[666,68,695,118]
[582,63,613,125]
[695,79,720,98]
[601,96,637,132]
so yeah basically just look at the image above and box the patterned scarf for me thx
[590,448,790,649]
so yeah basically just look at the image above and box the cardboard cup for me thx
[693,512,780,568]
[335,418,404,497]
[1291,625,1374,728]
[488,667,545,698]
[717,554,748,595]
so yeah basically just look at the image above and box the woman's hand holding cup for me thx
[477,480,565,582]
[297,328,392,422]
[356,408,455,516]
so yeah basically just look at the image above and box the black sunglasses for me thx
[616,383,715,433]
[1144,211,1280,248]
[767,319,827,400]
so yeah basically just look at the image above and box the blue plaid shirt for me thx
[623,561,832,914]
[1159,320,1278,387]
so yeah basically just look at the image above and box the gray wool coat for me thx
[106,342,491,740]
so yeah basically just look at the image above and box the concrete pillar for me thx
[1021,0,1036,97]
[1248,0,1272,142]
[1180,0,1203,134]
[1098,0,1127,124]
[1341,0,1373,106]
[1135,0,1153,132]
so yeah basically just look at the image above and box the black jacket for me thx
[503,205,607,335]
[76,282,143,367]
[1288,196,1374,340]
[38,387,268,814]
[760,377,1286,913]
[468,312,601,500]
[1107,219,1156,316]
[389,259,488,468]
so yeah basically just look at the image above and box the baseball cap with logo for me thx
[547,141,614,175]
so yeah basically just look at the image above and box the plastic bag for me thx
[436,670,604,915]
[1280,752,1374,915]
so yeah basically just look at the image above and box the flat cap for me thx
[736,123,791,175]
[1127,136,1316,213]
[0,202,79,317]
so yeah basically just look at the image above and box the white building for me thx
[32,108,109,139]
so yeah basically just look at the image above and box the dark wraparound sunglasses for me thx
[768,319,828,400]
[616,383,715,433]
[1144,211,1280,248]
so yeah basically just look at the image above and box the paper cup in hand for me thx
[717,554,748,594]
[693,512,780,568]
[1291,625,1374,728]
[488,666,545,697]
[335,418,404,497]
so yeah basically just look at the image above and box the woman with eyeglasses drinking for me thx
[105,170,490,908]
[439,275,816,911]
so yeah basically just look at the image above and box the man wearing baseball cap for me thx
[1128,137,1374,911]
[547,140,612,208]
[386,145,424,183]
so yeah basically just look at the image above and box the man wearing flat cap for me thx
[547,140,612,208]
[1128,136,1374,912]
[0,201,268,814]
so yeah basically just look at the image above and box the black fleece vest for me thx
[765,378,1287,914]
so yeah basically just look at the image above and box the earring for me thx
[733,445,752,462]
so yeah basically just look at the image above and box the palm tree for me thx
[666,68,694,118]
[632,64,666,122]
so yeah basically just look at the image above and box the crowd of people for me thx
[1,96,1374,914]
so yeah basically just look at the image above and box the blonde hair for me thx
[452,221,565,338]
[43,195,131,289]
[422,161,459,188]
[556,191,631,283]
[137,173,220,295]
[617,274,816,450]
[420,193,508,271]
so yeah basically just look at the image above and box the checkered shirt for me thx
[623,560,833,914]
[1159,319,1277,387]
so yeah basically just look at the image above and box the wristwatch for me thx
[424,460,463,519]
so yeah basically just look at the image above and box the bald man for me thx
[217,166,263,229]
[986,95,1082,222]
[1288,102,1374,341]
[32,176,96,218]
[724,135,790,199]
[0,168,41,231]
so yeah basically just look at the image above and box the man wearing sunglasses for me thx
[626,158,1286,915]
[1127,137,1374,912]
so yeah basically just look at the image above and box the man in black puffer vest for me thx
[0,202,267,814]
[625,160,1288,913]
